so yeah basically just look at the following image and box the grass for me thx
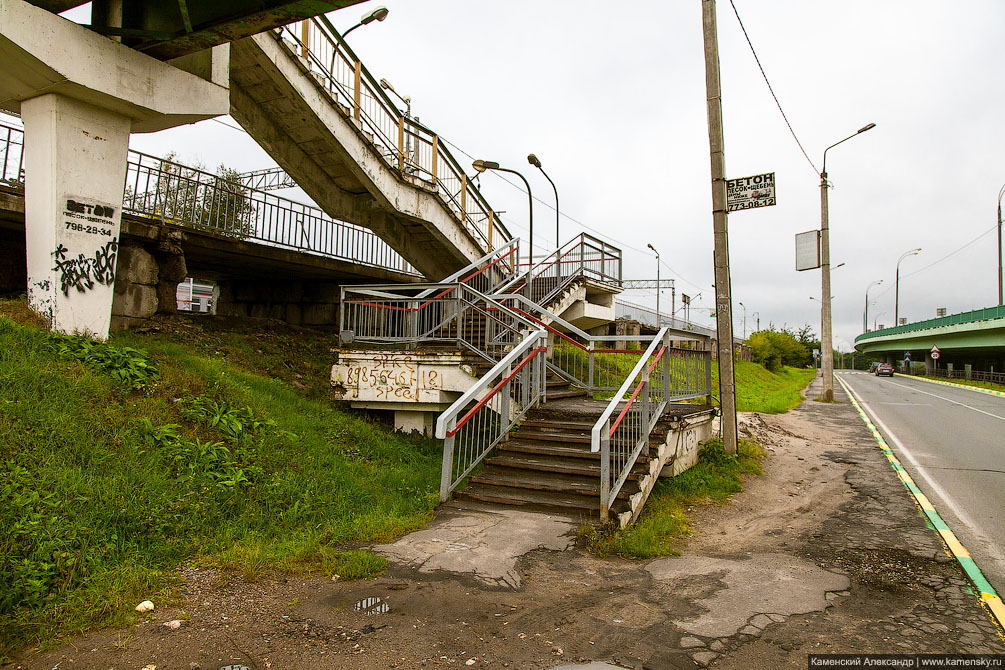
[580,438,764,558]
[0,299,441,655]
[722,360,817,413]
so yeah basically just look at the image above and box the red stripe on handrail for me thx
[608,346,667,436]
[446,346,547,438]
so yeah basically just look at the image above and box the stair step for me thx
[498,440,654,464]
[469,472,631,499]
[546,388,590,400]
[519,418,597,431]
[482,454,647,480]
[454,485,629,517]
[511,429,591,444]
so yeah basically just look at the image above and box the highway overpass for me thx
[854,306,1005,376]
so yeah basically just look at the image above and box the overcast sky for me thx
[58,0,1005,348]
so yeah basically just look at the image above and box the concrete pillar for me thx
[23,95,130,339]
[925,352,934,376]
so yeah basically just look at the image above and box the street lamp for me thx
[380,78,413,166]
[864,279,883,333]
[895,248,922,325]
[738,301,746,339]
[647,243,661,326]
[819,122,876,401]
[997,182,1004,304]
[528,154,559,249]
[343,6,389,37]
[473,159,534,296]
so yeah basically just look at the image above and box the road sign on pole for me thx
[795,230,821,271]
[930,345,941,361]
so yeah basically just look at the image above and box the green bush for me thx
[748,329,810,371]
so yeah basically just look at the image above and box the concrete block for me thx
[216,282,235,303]
[216,302,247,317]
[303,281,340,302]
[116,243,159,286]
[157,253,187,283]
[268,303,285,320]
[249,303,269,319]
[156,281,177,313]
[235,283,260,302]
[287,303,302,325]
[303,302,336,325]
[111,283,158,319]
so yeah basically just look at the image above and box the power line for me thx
[871,223,998,301]
[727,0,819,176]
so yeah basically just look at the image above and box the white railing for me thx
[591,328,712,521]
[434,330,549,501]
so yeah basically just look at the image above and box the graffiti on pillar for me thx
[52,240,118,296]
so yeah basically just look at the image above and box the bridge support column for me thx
[926,352,935,375]
[23,95,130,340]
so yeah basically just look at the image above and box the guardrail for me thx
[591,327,712,521]
[856,304,1005,343]
[1,120,420,277]
[499,233,621,305]
[276,16,510,253]
[908,367,1005,387]
[435,330,548,501]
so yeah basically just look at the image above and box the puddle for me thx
[354,596,390,615]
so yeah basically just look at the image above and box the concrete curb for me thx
[835,374,1005,635]
[907,374,1005,398]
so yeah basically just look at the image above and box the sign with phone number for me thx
[727,172,776,212]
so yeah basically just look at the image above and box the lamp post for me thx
[819,122,876,401]
[647,243,661,326]
[874,311,886,332]
[998,182,1004,305]
[379,78,412,165]
[473,159,534,296]
[343,6,389,37]
[528,154,559,249]
[738,301,746,339]
[864,279,883,333]
[895,248,922,326]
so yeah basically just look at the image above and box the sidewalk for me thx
[13,376,1004,669]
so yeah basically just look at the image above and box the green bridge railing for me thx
[856,304,1005,344]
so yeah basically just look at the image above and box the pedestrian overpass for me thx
[854,305,1005,376]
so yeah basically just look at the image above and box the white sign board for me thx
[727,172,776,211]
[795,230,821,271]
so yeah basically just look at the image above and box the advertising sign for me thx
[727,172,776,211]
[795,230,821,271]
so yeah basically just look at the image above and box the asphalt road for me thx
[838,371,1005,596]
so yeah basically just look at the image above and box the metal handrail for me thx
[435,329,549,501]
[122,150,419,275]
[497,232,622,304]
[615,299,717,338]
[856,304,1005,343]
[0,121,25,186]
[590,327,711,520]
[274,16,510,253]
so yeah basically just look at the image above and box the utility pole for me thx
[701,0,738,454]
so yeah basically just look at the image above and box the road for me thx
[837,371,1005,596]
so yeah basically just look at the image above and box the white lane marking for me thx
[840,376,1004,564]
[884,379,1005,423]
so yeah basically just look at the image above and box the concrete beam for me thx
[0,0,229,132]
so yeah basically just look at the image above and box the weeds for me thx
[580,438,764,558]
[0,301,440,654]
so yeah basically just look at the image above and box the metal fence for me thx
[910,367,1005,386]
[591,328,711,521]
[275,16,509,253]
[500,233,621,305]
[122,150,418,274]
[435,330,548,501]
